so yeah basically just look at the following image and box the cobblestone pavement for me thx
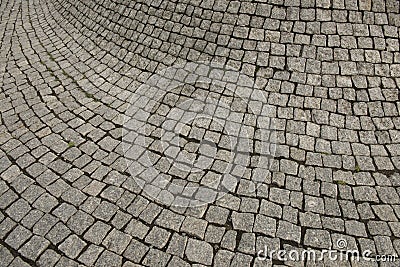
[1,0,400,266]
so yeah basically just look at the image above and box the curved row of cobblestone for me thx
[1,0,400,266]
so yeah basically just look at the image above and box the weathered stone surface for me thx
[1,1,399,266]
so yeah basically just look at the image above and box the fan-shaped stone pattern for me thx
[1,0,400,266]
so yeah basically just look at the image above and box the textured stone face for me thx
[1,0,400,266]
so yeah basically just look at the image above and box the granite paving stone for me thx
[18,235,50,261]
[1,0,400,265]
[185,238,214,265]
[58,234,87,259]
[103,229,131,254]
